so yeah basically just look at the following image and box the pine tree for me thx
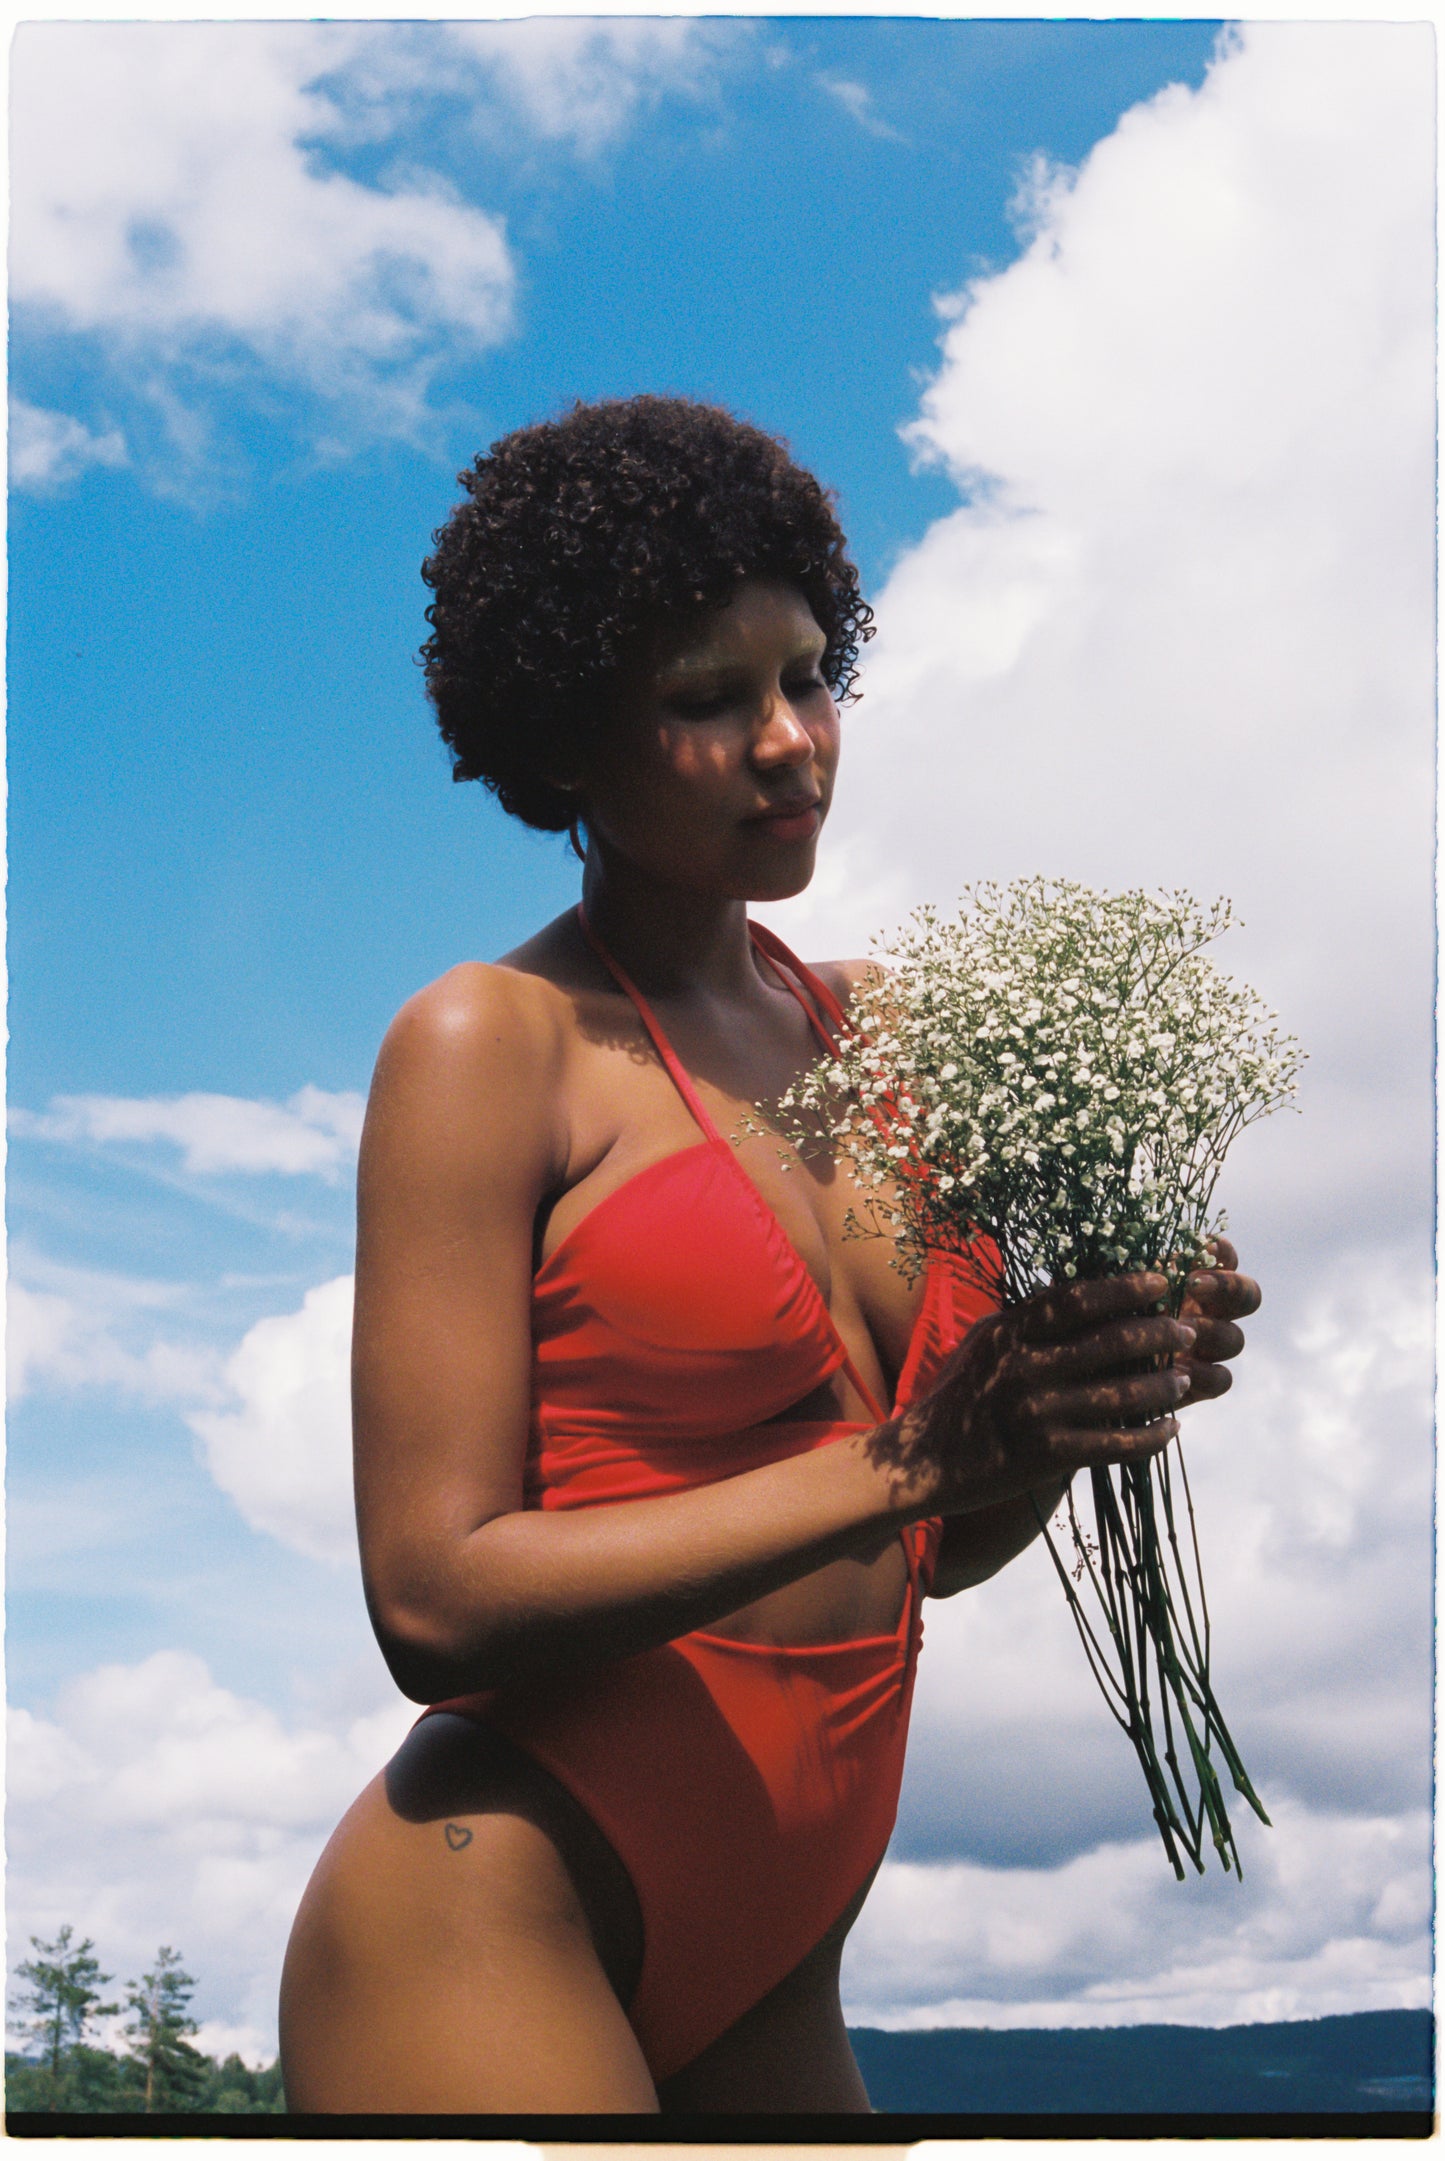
[9,1926,118,2109]
[122,1947,206,2113]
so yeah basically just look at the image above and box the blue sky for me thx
[11,19,1222,1105]
[9,13,1221,1703]
[8,17,1434,2063]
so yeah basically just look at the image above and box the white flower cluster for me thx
[779,880,1303,1306]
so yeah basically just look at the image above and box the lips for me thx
[747,797,823,841]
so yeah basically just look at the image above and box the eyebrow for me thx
[659,640,826,684]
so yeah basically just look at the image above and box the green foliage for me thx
[123,1945,207,2112]
[8,1927,118,2108]
[6,2042,129,2113]
[193,2053,287,2113]
[6,1937,287,2116]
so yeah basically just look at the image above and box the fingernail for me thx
[1177,1323,1197,1346]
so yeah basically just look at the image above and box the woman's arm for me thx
[353,965,1200,1701]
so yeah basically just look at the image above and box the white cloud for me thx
[861,1260,1432,2024]
[896,1257,1432,1863]
[843,1799,1431,2031]
[7,1652,415,2056]
[12,1085,366,1179]
[447,19,744,156]
[758,22,1435,1290]
[10,22,515,461]
[7,19,743,481]
[8,19,1433,2055]
[753,31,1435,2028]
[189,2020,276,2074]
[188,1277,355,1564]
[8,1252,358,1562]
[7,1276,220,1406]
[818,75,907,144]
[8,398,126,490]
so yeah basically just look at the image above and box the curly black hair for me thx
[420,394,873,833]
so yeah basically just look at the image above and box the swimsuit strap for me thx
[745,921,853,1050]
[576,904,726,1144]
[576,906,848,1126]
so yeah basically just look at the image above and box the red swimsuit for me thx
[431,911,995,2082]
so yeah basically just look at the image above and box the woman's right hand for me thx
[890,1272,1198,1517]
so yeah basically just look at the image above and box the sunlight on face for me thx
[583,581,841,901]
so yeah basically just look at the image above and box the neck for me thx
[579,848,763,1001]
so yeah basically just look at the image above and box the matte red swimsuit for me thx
[431,911,996,2082]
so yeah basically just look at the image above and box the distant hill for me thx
[847,2008,1433,2116]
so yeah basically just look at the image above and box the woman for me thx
[279,396,1258,2114]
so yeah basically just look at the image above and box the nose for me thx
[751,689,814,769]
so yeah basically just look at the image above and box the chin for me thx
[739,852,818,905]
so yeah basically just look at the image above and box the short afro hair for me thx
[420,394,873,833]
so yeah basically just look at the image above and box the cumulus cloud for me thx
[7,1651,415,2056]
[10,19,1432,2049]
[758,21,1435,1293]
[8,1248,357,1562]
[844,1799,1432,2031]
[8,19,742,482]
[12,1085,365,1179]
[188,1277,355,1564]
[8,398,127,490]
[7,1267,220,1406]
[754,20,1433,2027]
[9,22,514,467]
[895,1259,1432,1874]
[447,19,745,156]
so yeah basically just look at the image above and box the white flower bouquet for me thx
[778,879,1303,1877]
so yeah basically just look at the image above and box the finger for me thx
[1179,1362,1232,1405]
[1051,1416,1178,1469]
[1018,1272,1169,1343]
[1204,1236,1239,1272]
[1183,1269,1261,1320]
[1024,1368,1190,1431]
[1184,1317,1245,1364]
[1027,1316,1196,1382]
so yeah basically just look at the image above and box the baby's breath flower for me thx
[765,879,1302,1881]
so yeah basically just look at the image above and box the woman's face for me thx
[582,580,841,902]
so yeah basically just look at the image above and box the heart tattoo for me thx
[444,1822,473,1851]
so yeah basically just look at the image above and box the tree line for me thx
[7,1926,284,2115]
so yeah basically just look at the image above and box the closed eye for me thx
[663,668,829,720]
[667,691,733,719]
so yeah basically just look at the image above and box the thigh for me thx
[279,1715,657,2115]
[656,1873,877,2115]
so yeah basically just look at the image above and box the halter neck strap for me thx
[575,906,849,1133]
[575,904,724,1142]
[746,920,852,1051]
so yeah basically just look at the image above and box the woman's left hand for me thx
[1174,1237,1261,1406]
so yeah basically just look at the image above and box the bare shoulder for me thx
[377,958,567,1098]
[808,956,882,1015]
[365,950,582,1205]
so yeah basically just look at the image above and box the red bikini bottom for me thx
[427,1510,934,2082]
